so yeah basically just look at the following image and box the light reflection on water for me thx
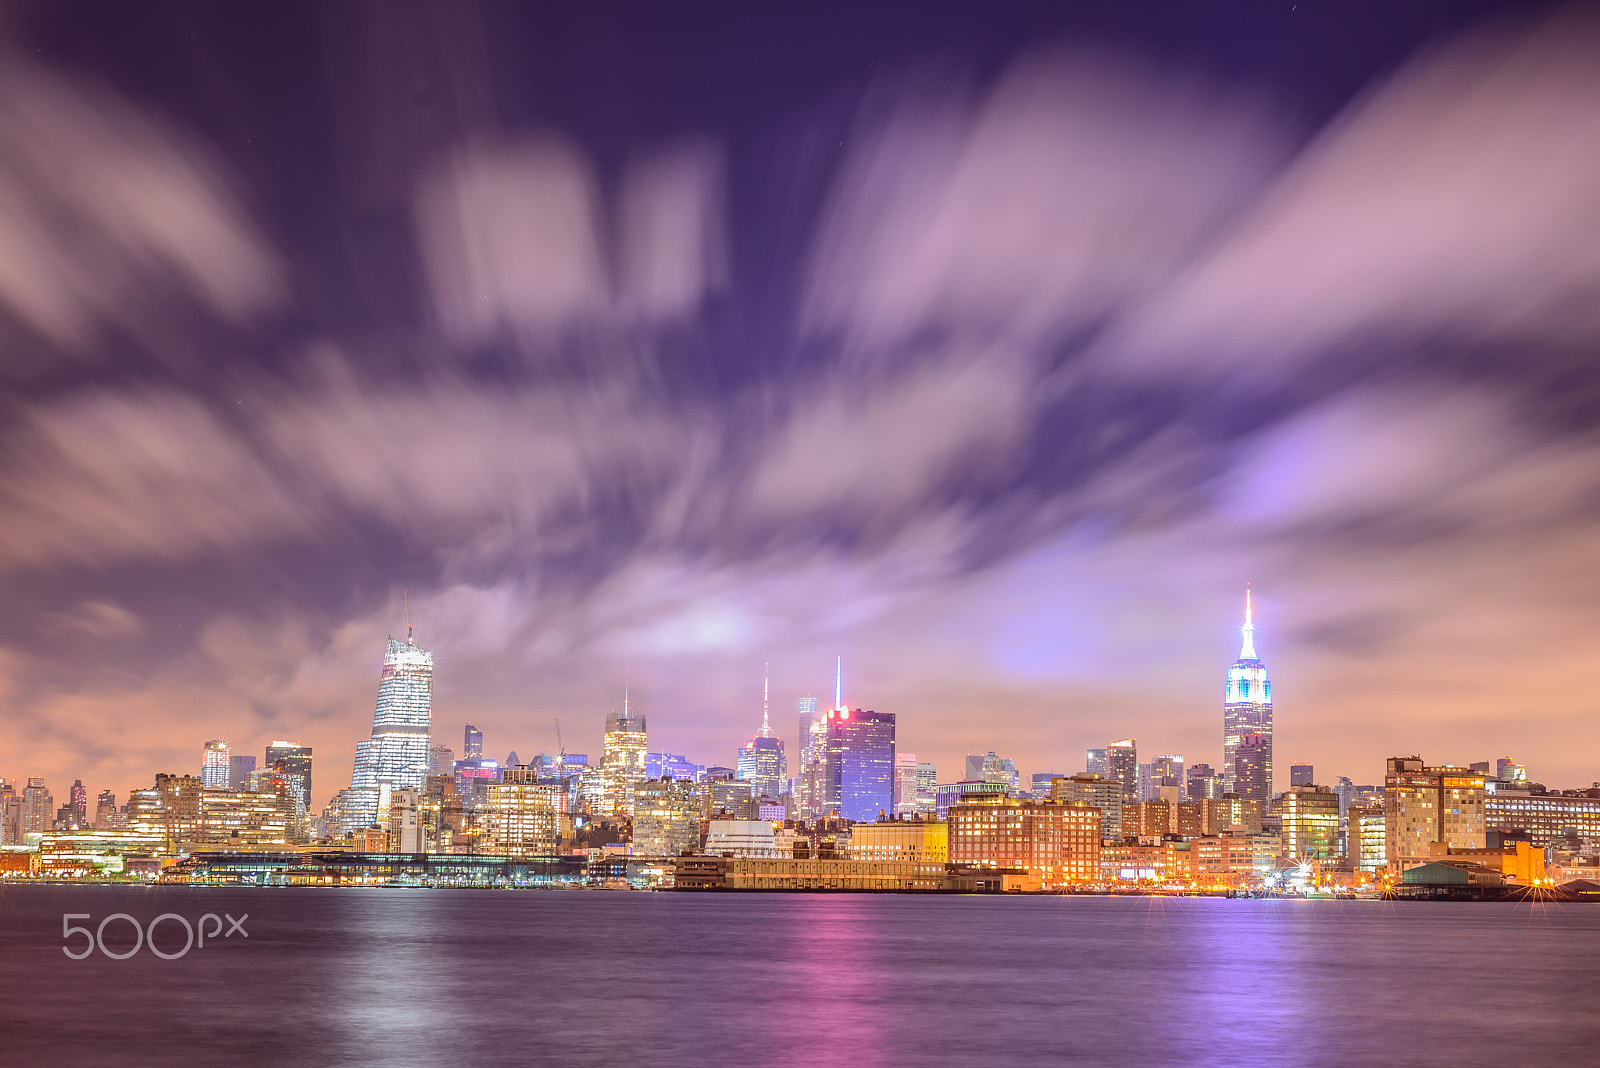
[2,887,1597,1067]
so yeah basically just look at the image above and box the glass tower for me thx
[201,740,230,789]
[1107,739,1138,805]
[349,624,433,823]
[822,707,896,822]
[1223,588,1273,800]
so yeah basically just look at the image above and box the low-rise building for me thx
[848,818,948,863]
[947,796,1100,886]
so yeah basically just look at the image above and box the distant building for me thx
[349,622,433,825]
[1107,740,1138,806]
[934,780,1007,819]
[916,763,938,811]
[646,753,703,781]
[21,777,54,837]
[1495,758,1526,783]
[1150,755,1185,801]
[265,741,314,813]
[947,795,1101,887]
[964,752,1018,791]
[848,819,948,863]
[700,774,755,820]
[1385,756,1487,876]
[1086,748,1109,779]
[1200,794,1264,836]
[892,753,922,815]
[429,745,455,776]
[1223,589,1273,796]
[484,767,565,857]
[737,673,787,801]
[705,819,780,858]
[601,696,648,818]
[1187,763,1221,800]
[463,724,483,760]
[1278,785,1339,860]
[199,787,295,847]
[1349,804,1386,873]
[1029,772,1066,800]
[1233,733,1271,803]
[201,740,230,789]
[1051,773,1124,841]
[228,754,256,791]
[632,777,701,857]
[795,695,824,820]
[823,707,895,822]
[1290,764,1315,788]
[93,789,118,829]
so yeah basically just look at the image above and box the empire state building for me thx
[1222,589,1273,801]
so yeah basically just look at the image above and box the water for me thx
[2,886,1597,1067]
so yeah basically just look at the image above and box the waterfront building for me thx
[601,693,648,818]
[1108,740,1138,805]
[704,819,780,857]
[1188,835,1264,886]
[1086,748,1109,778]
[674,855,949,892]
[1050,773,1122,840]
[349,619,433,826]
[1349,804,1386,873]
[1279,785,1340,860]
[125,773,203,850]
[201,740,230,789]
[632,777,702,857]
[737,669,787,800]
[1233,733,1271,803]
[1385,757,1488,876]
[484,767,566,857]
[848,818,949,863]
[1223,589,1273,797]
[384,787,425,853]
[199,787,295,846]
[1483,782,1600,846]
[822,707,896,822]
[947,795,1101,886]
[22,777,53,836]
[228,754,256,791]
[1290,763,1314,787]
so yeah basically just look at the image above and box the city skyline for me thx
[4,2,1600,817]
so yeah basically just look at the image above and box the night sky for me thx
[2,0,1594,808]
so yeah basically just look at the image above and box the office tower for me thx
[1151,754,1185,801]
[1051,773,1124,841]
[916,763,938,813]
[737,666,788,800]
[94,789,117,828]
[69,779,88,824]
[1233,733,1271,803]
[1223,588,1273,796]
[701,774,756,819]
[1107,739,1138,805]
[1279,785,1339,860]
[947,794,1102,886]
[1,787,22,846]
[1187,763,1221,800]
[601,689,648,818]
[349,616,433,825]
[1349,804,1386,873]
[464,724,484,760]
[21,777,53,836]
[485,767,566,856]
[201,740,230,789]
[1290,763,1314,788]
[229,754,256,790]
[795,695,822,816]
[1495,757,1526,782]
[429,745,455,776]
[1086,748,1109,778]
[822,707,896,822]
[632,777,702,857]
[266,741,314,812]
[1384,756,1487,876]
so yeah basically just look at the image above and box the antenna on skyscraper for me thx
[404,588,413,646]
[760,662,772,737]
[624,664,630,718]
[834,656,843,711]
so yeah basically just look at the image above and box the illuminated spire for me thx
[403,588,413,646]
[834,656,843,711]
[624,665,630,718]
[1239,585,1258,661]
[758,662,773,738]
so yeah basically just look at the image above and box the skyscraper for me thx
[795,694,822,818]
[892,752,920,814]
[21,777,53,836]
[1233,732,1271,803]
[822,706,896,822]
[464,724,484,760]
[69,779,88,824]
[266,741,314,812]
[1223,588,1273,796]
[737,665,788,799]
[1086,748,1109,778]
[1108,739,1138,805]
[229,754,256,791]
[601,688,647,817]
[201,740,230,789]
[349,616,433,824]
[1290,763,1315,787]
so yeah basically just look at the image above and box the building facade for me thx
[1278,785,1340,861]
[601,702,648,818]
[632,777,701,857]
[947,795,1101,886]
[1107,740,1138,805]
[822,707,896,822]
[848,818,949,862]
[1384,757,1487,875]
[349,626,433,825]
[1223,589,1273,798]
[201,740,230,789]
[1051,773,1124,841]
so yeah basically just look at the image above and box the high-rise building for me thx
[201,740,230,789]
[1233,733,1271,803]
[349,620,432,824]
[1223,588,1273,796]
[916,763,938,813]
[69,779,88,824]
[822,706,896,822]
[631,777,702,857]
[266,741,314,813]
[429,744,455,776]
[1107,740,1138,805]
[93,789,117,829]
[964,752,1018,790]
[795,695,822,817]
[1151,754,1185,801]
[464,724,484,760]
[21,777,53,837]
[1495,758,1526,783]
[1279,784,1339,860]
[1086,748,1109,778]
[1187,763,1221,800]
[737,666,788,800]
[1051,773,1124,841]
[1384,756,1487,876]
[229,754,256,791]
[484,767,566,857]
[892,753,921,815]
[1290,763,1315,788]
[601,691,647,818]
[1349,804,1386,873]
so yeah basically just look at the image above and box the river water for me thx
[2,886,1596,1067]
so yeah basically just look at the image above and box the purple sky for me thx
[2,0,1597,809]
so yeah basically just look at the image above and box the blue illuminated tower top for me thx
[1222,587,1273,800]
